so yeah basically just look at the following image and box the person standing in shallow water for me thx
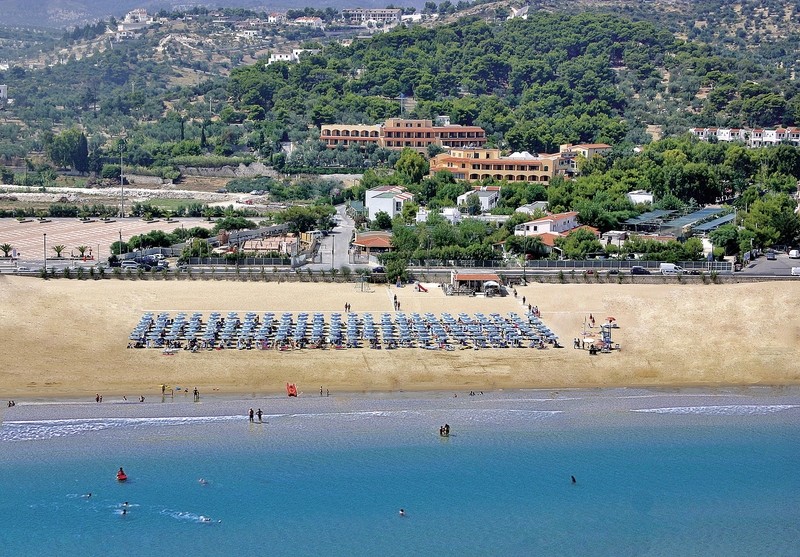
[248,408,254,422]
[256,408,263,422]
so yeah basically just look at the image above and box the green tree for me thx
[0,243,13,257]
[394,148,429,184]
[373,211,393,230]
[743,193,800,248]
[74,132,89,173]
[554,229,603,259]
[464,193,481,216]
[709,224,739,256]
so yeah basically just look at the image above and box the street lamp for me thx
[43,233,47,274]
[119,139,126,218]
[119,230,123,257]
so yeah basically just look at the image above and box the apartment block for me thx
[321,118,486,153]
[689,126,800,147]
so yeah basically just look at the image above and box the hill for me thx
[0,0,422,28]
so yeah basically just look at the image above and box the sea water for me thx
[0,389,798,556]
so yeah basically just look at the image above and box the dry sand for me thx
[1,276,798,399]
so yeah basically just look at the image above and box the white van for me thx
[791,267,800,276]
[120,261,139,270]
[789,250,800,259]
[659,263,684,275]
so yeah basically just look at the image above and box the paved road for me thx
[307,204,368,272]
[740,252,800,276]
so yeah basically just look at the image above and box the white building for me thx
[627,190,654,205]
[516,201,549,215]
[456,186,500,213]
[416,207,462,225]
[293,16,324,28]
[266,49,320,65]
[365,185,414,220]
[118,8,154,32]
[268,13,287,24]
[237,30,260,40]
[0,85,7,101]
[514,211,580,237]
[342,8,402,25]
[267,53,294,65]
[689,126,800,147]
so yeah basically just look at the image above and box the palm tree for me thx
[0,243,12,257]
[52,245,66,258]
[76,246,88,259]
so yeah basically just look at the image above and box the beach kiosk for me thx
[450,272,503,295]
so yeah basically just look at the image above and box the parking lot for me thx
[0,217,214,268]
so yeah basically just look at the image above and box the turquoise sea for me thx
[1,389,798,556]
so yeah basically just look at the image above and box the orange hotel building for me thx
[320,118,487,153]
[428,143,612,183]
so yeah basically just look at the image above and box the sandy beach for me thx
[1,275,799,399]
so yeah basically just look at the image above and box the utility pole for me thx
[119,139,125,218]
[43,233,47,274]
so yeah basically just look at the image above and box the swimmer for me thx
[399,508,406,517]
[198,478,209,486]
[121,508,127,515]
[82,493,92,498]
[199,516,212,523]
[571,475,577,484]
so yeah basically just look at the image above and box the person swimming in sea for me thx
[399,508,406,517]
[571,475,577,484]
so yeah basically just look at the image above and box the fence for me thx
[408,259,509,268]
[184,257,292,266]
[520,260,733,273]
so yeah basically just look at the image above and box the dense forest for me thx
[2,7,799,165]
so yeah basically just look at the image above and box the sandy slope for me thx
[1,276,798,399]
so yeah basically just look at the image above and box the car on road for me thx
[120,261,139,270]
[792,267,800,276]
[766,249,777,260]
[789,250,800,259]
[630,266,651,275]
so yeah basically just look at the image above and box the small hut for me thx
[451,272,503,294]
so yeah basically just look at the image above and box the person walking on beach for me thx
[256,408,263,422]
[193,387,199,402]
[320,386,323,397]
[249,408,254,422]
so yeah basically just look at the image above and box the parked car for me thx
[789,250,800,259]
[792,267,800,276]
[766,249,777,260]
[120,261,139,270]
[630,266,651,275]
